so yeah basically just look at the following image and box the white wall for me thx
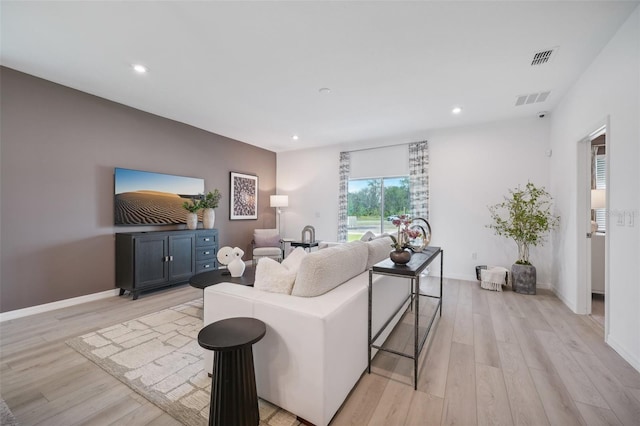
[549,6,639,370]
[277,117,552,284]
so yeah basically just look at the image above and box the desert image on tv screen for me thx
[114,168,205,225]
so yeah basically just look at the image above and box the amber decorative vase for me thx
[390,249,411,265]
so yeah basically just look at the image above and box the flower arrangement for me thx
[389,214,422,251]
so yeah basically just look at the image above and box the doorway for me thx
[577,122,608,332]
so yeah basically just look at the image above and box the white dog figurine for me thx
[228,247,246,277]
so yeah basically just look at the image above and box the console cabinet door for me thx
[135,235,169,288]
[168,234,195,281]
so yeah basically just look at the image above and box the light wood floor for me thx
[2,279,640,425]
[590,293,605,328]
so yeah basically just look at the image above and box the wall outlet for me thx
[616,211,625,226]
[471,252,478,260]
[627,211,635,227]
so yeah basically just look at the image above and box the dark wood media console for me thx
[116,229,218,299]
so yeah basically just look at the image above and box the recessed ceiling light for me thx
[452,106,463,114]
[132,64,148,74]
[318,88,331,94]
[292,135,299,140]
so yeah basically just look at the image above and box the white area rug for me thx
[67,299,300,426]
[0,397,19,426]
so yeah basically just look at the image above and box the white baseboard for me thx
[606,335,640,373]
[438,272,477,282]
[0,289,120,322]
[439,272,552,290]
[551,285,578,312]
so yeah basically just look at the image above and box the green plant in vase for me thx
[199,189,222,229]
[182,199,201,230]
[487,182,559,294]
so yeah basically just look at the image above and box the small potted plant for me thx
[389,215,422,264]
[487,182,559,294]
[182,199,201,230]
[198,189,222,229]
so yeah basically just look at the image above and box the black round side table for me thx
[198,317,266,426]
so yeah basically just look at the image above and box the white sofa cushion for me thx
[254,257,297,294]
[365,236,393,270]
[282,247,307,273]
[291,240,367,297]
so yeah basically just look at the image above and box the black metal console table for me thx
[368,246,443,389]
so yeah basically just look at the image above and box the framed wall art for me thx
[230,172,258,220]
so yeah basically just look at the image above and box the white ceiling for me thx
[1,1,638,152]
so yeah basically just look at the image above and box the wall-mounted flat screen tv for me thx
[114,168,205,225]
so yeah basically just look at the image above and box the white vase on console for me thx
[186,213,198,230]
[202,208,215,229]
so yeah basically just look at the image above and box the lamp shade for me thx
[591,189,606,209]
[270,195,289,208]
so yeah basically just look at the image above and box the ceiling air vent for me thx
[515,91,551,106]
[531,47,557,66]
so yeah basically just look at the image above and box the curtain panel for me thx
[409,141,430,219]
[338,152,350,242]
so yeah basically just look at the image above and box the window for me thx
[595,155,606,232]
[347,176,409,241]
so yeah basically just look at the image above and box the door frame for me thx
[576,118,609,335]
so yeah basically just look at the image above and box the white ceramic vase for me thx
[186,212,198,230]
[228,258,246,277]
[203,208,215,229]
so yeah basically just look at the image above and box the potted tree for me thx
[488,182,559,294]
[198,189,222,229]
[182,199,201,230]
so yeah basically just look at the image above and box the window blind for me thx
[595,155,606,232]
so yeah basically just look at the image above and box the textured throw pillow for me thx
[254,233,281,248]
[292,241,368,297]
[282,247,307,273]
[366,236,393,270]
[254,257,297,294]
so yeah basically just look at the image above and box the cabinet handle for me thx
[204,238,210,242]
[203,251,210,255]
[204,264,210,269]
[169,256,174,261]
[163,256,169,262]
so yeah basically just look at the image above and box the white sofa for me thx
[203,238,411,426]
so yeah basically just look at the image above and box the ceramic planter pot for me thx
[390,249,411,265]
[511,263,536,294]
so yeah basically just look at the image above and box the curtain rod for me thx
[342,140,425,154]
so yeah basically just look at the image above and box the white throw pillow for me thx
[254,257,297,294]
[366,236,393,270]
[282,247,307,273]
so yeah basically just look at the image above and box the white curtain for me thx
[409,141,429,219]
[338,152,350,242]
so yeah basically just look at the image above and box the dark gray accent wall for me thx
[0,67,276,312]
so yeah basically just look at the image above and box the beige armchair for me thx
[252,228,284,266]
